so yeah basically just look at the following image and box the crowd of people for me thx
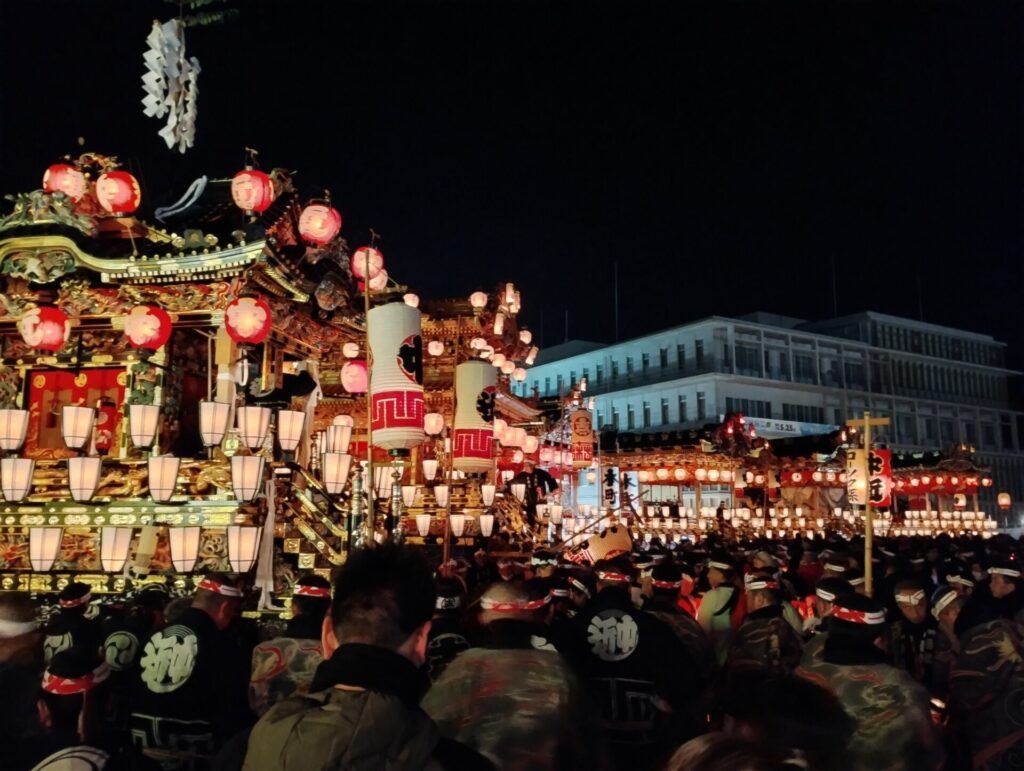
[1,530,1022,771]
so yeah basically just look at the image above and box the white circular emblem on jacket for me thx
[104,630,140,671]
[44,632,73,664]
[587,609,639,661]
[139,625,198,693]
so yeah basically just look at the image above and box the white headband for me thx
[815,588,836,602]
[932,592,958,619]
[847,576,865,587]
[824,562,846,573]
[895,590,926,605]
[946,574,974,587]
[988,567,1022,579]
[708,560,733,571]
[0,618,39,639]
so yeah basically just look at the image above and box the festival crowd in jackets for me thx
[0,530,1022,770]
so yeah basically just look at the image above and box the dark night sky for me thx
[1,1,1022,361]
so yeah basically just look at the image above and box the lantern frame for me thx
[322,452,353,496]
[1,458,34,502]
[231,455,266,502]
[148,455,181,502]
[61,405,96,451]
[227,525,263,573]
[168,526,201,573]
[0,408,29,452]
[129,404,161,449]
[100,527,134,573]
[29,527,63,572]
[67,456,103,502]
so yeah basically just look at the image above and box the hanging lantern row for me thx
[894,474,992,493]
[630,467,738,484]
[43,165,141,214]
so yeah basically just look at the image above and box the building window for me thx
[678,395,688,423]
[661,398,670,425]
[569,370,577,387]
[660,348,669,368]
[597,410,604,427]
[582,367,589,382]
[677,344,686,370]
[611,360,619,379]
[625,357,634,374]
[544,377,550,395]
[612,407,620,429]
[940,420,955,443]
[794,355,815,383]
[697,391,706,420]
[695,341,704,368]
[642,352,650,371]
[982,423,997,449]
[642,401,651,428]
[725,397,771,419]
[897,415,916,444]
[627,404,635,430]
[556,375,563,393]
[782,404,825,423]
[923,418,937,443]
[736,345,759,375]
[596,364,603,383]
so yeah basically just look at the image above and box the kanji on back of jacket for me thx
[0,151,547,607]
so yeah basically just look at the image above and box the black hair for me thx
[330,544,436,649]
[291,574,332,620]
[651,562,683,596]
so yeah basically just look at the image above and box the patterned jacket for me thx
[248,636,323,716]
[726,604,803,683]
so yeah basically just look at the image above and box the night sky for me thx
[1,2,1022,363]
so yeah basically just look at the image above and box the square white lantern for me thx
[231,455,266,502]
[326,424,353,454]
[479,513,495,537]
[1,457,34,502]
[434,484,450,508]
[422,459,438,481]
[61,405,96,450]
[401,485,418,508]
[449,513,465,537]
[100,527,134,573]
[511,483,526,503]
[29,527,63,572]
[276,410,305,453]
[227,525,262,573]
[168,526,201,572]
[237,406,271,450]
[416,513,432,537]
[148,455,181,502]
[481,483,496,506]
[129,404,161,449]
[67,456,102,502]
[549,504,563,525]
[199,401,231,447]
[322,452,353,496]
[0,408,29,452]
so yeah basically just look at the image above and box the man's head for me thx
[192,573,243,631]
[323,545,435,667]
[945,568,975,597]
[893,579,928,625]
[37,646,109,740]
[497,558,517,581]
[751,550,778,571]
[434,577,465,617]
[987,559,1022,599]
[650,562,683,599]
[814,577,853,619]
[291,573,332,622]
[522,459,536,472]
[593,558,635,593]
[826,593,889,656]
[478,579,551,626]
[744,571,780,613]
[531,549,557,579]
[843,568,867,595]
[566,571,594,608]
[57,582,93,618]
[930,586,962,628]
[706,552,737,588]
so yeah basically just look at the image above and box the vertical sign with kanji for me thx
[868,449,892,507]
[846,448,868,505]
[571,409,594,468]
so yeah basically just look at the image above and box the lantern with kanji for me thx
[298,204,342,245]
[340,360,368,394]
[95,171,141,214]
[18,307,69,351]
[224,297,271,345]
[231,170,274,214]
[351,246,384,279]
[368,302,424,450]
[42,164,87,202]
[453,360,497,473]
[123,305,172,350]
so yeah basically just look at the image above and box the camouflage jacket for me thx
[797,656,944,771]
[249,635,324,716]
[930,625,958,701]
[800,630,827,666]
[726,605,803,682]
[890,617,937,688]
[949,618,1024,771]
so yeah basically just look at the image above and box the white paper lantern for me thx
[433,484,450,507]
[427,340,445,357]
[416,513,432,536]
[449,513,465,537]
[148,455,180,502]
[199,401,231,447]
[479,513,494,537]
[231,455,266,502]
[168,526,201,572]
[227,525,262,572]
[322,452,353,495]
[29,527,63,572]
[453,360,497,473]
[276,410,305,453]
[0,409,29,452]
[61,406,96,450]
[1,458,34,502]
[368,302,425,450]
[100,526,134,573]
[68,456,102,502]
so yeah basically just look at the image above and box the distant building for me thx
[516,311,1024,513]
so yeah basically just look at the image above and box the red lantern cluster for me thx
[95,171,141,214]
[224,296,272,344]
[231,170,275,214]
[298,204,342,245]
[18,306,69,351]
[42,164,87,202]
[124,305,172,350]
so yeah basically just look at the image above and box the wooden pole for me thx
[863,411,874,597]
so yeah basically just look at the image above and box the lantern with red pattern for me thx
[368,302,425,450]
[18,306,69,351]
[298,204,342,245]
[42,164,87,202]
[95,171,141,214]
[224,297,271,344]
[351,246,384,279]
[124,305,173,350]
[231,170,274,214]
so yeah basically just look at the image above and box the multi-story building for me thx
[516,311,1024,513]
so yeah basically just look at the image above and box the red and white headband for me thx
[568,577,591,598]
[895,590,926,605]
[832,605,886,625]
[988,567,1022,579]
[595,570,630,584]
[42,662,110,696]
[549,588,570,598]
[745,578,778,591]
[293,585,331,599]
[59,592,92,609]
[198,578,243,597]
[480,595,551,612]
[932,591,958,619]
[652,579,682,590]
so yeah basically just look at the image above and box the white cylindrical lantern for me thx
[322,452,353,496]
[1,458,34,502]
[0,409,29,452]
[277,410,305,453]
[326,424,353,454]
[29,527,62,572]
[236,406,271,450]
[424,412,445,436]
[129,404,160,449]
[228,525,262,573]
[479,513,495,537]
[148,455,180,502]
[61,405,96,450]
[169,526,201,573]
[68,456,102,502]
[453,360,497,473]
[449,513,465,537]
[549,504,563,525]
[434,484,450,508]
[416,513,432,537]
[511,482,526,502]
[422,459,438,481]
[368,302,425,450]
[100,527,134,573]
[481,483,496,506]
[231,455,266,502]
[199,401,231,447]
[401,485,418,508]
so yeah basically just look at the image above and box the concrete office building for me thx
[515,311,1024,513]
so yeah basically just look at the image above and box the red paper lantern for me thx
[340,359,368,393]
[42,164,87,202]
[351,246,384,279]
[95,171,141,214]
[298,204,342,245]
[224,296,272,344]
[231,170,274,214]
[124,305,172,349]
[17,306,69,351]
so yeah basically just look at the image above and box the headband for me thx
[708,561,733,571]
[595,570,630,584]
[880,549,895,557]
[531,556,557,567]
[549,588,570,598]
[42,662,110,696]
[847,576,865,587]
[198,578,243,597]
[745,578,778,591]
[946,574,974,587]
[832,605,886,625]
[932,592,958,619]
[910,558,925,565]
[0,618,39,638]
[895,590,926,605]
[59,591,92,609]
[293,585,331,599]
[988,567,1022,579]
[480,595,551,612]
[815,588,836,602]
[824,563,847,573]
[436,596,461,610]
[652,579,682,590]
[568,577,591,598]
